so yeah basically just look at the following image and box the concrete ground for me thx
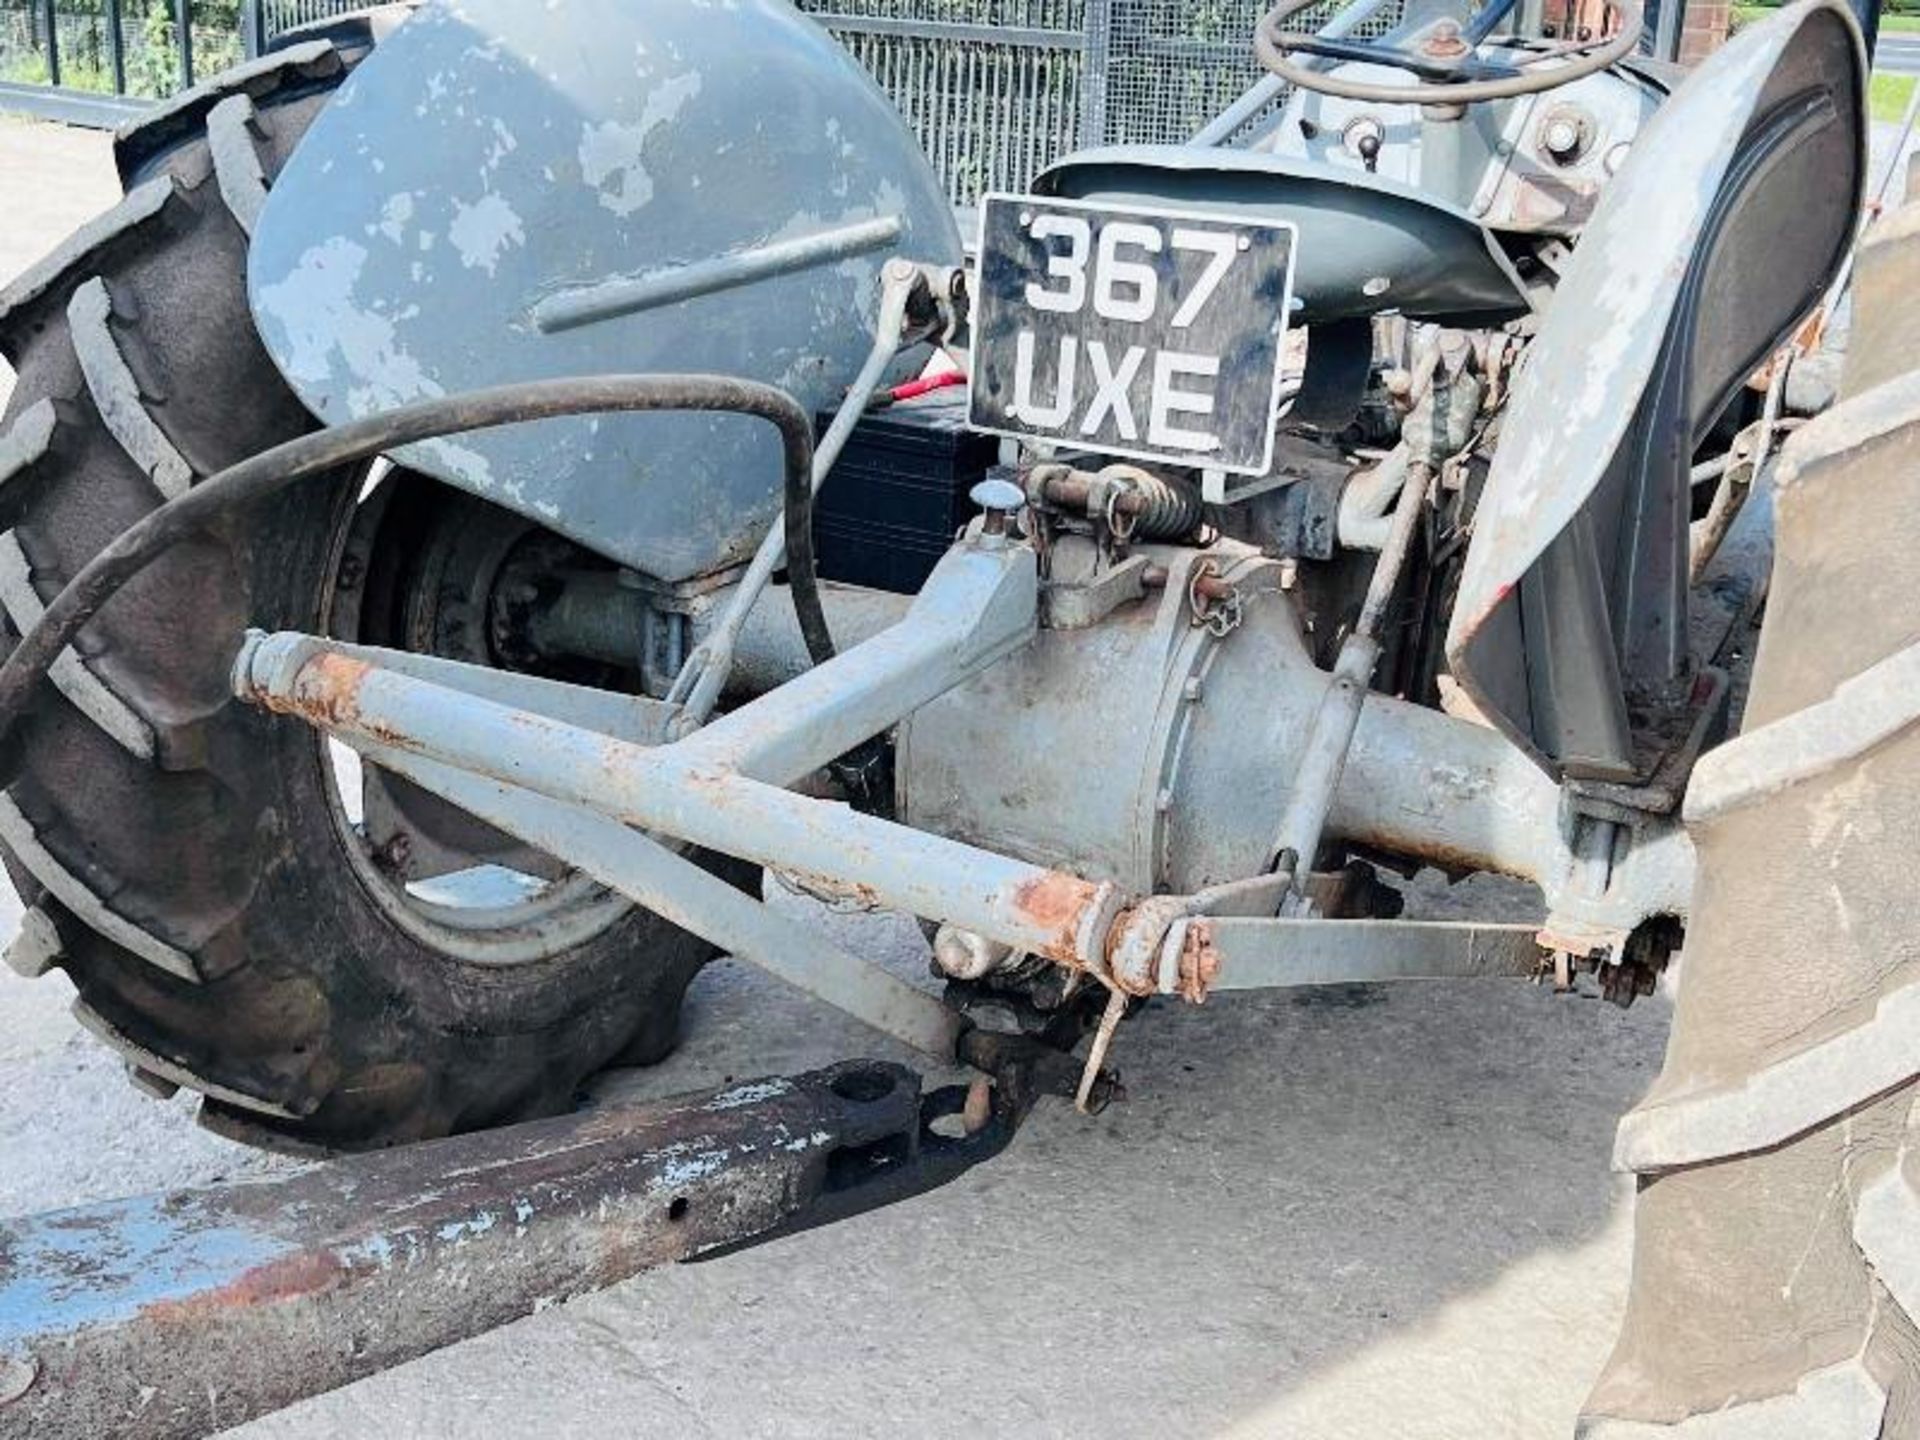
[0,104,1899,1438]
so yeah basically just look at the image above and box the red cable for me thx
[872,370,968,408]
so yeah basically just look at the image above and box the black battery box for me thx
[812,391,1000,594]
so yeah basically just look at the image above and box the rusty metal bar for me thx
[1267,464,1435,879]
[0,1062,947,1439]
[234,630,1125,974]
[1188,465,1439,919]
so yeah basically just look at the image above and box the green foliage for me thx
[0,2,253,98]
[1,51,51,85]
[136,0,182,97]
[1872,69,1917,123]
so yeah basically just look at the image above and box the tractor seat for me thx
[1033,144,1533,329]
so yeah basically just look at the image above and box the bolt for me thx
[1182,676,1203,703]
[1544,119,1581,158]
[1420,20,1469,56]
[969,477,1026,538]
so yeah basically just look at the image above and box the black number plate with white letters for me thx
[969,195,1296,476]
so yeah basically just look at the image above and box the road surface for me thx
[1876,31,1920,75]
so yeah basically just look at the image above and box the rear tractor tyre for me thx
[1580,186,1920,1434]
[0,29,749,1152]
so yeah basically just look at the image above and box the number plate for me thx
[968,194,1297,477]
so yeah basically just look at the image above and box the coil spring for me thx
[1101,464,1204,541]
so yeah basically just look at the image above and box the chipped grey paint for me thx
[1445,0,1866,776]
[247,0,960,581]
[0,1061,927,1439]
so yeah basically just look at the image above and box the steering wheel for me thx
[1255,0,1644,107]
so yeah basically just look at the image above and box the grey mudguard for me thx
[1446,0,1865,781]
[1033,145,1534,328]
[247,0,959,582]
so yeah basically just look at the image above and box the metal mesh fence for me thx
[1093,0,1393,146]
[803,0,1092,207]
[3,2,1405,204]
[798,0,1405,203]
[260,0,355,32]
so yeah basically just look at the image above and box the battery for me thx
[813,391,1000,594]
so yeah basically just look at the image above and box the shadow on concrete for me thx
[228,882,1666,1440]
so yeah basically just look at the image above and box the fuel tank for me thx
[247,0,960,582]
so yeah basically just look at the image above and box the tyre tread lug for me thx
[0,791,195,981]
[68,277,196,502]
[71,998,306,1118]
[0,531,157,761]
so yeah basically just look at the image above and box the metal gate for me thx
[795,0,1401,203]
[1,1,1396,198]
[0,0,375,123]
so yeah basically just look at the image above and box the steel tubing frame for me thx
[235,528,1688,1056]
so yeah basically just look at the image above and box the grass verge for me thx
[1874,70,1919,124]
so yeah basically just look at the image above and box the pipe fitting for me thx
[1105,894,1194,996]
[1157,917,1223,1002]
[232,628,328,710]
[931,925,1015,981]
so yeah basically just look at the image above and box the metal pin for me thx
[1076,986,1129,1114]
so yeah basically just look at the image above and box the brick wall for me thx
[1677,0,1732,64]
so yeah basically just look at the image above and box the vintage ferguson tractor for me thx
[0,0,1913,1434]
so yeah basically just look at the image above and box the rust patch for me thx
[260,653,414,747]
[260,652,369,731]
[1008,871,1105,964]
[1176,919,1222,1003]
[140,1248,348,1324]
[1102,894,1188,996]
[776,867,884,910]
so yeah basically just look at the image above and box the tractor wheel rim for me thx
[317,463,632,966]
